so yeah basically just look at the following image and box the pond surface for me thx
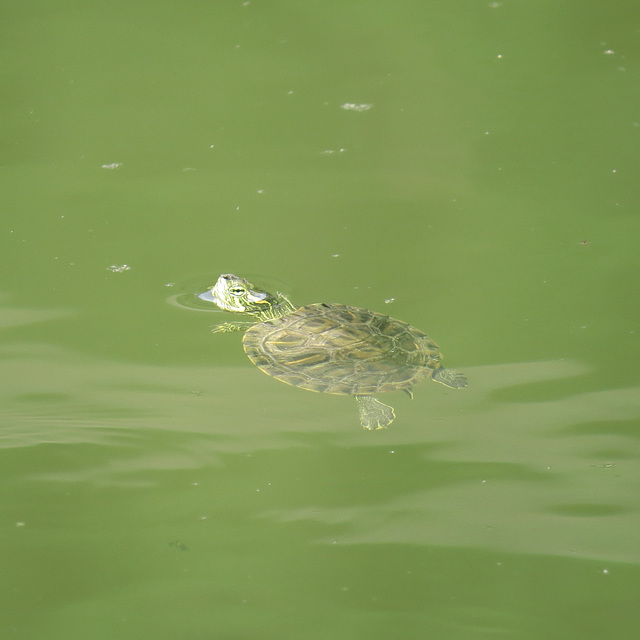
[2,1,640,638]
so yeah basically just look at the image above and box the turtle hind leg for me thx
[355,396,396,430]
[433,368,468,389]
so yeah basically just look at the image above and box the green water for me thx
[2,1,640,638]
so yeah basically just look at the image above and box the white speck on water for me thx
[101,162,122,170]
[604,49,615,55]
[384,298,395,304]
[106,264,131,273]
[340,103,372,112]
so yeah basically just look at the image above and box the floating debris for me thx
[101,163,122,170]
[106,264,131,273]
[340,103,373,112]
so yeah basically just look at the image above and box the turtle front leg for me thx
[355,396,396,430]
[211,321,255,334]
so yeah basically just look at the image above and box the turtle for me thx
[199,273,467,430]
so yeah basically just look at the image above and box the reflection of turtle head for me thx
[203,274,295,319]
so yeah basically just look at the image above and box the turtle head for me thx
[200,273,291,318]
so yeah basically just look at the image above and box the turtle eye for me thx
[229,287,246,297]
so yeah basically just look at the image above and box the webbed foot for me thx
[355,396,396,430]
[211,321,254,334]
[433,368,468,389]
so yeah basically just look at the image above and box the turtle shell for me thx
[242,303,444,396]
